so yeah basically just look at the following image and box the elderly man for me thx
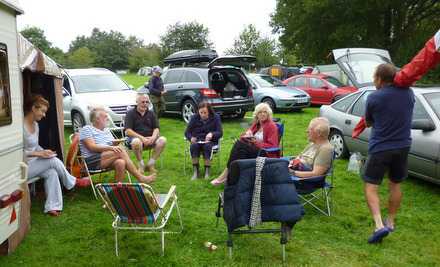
[288,117,333,179]
[124,94,167,173]
[79,107,156,183]
[148,66,166,118]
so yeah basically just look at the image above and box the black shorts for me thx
[85,154,102,171]
[362,147,410,185]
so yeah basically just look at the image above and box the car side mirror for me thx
[62,88,70,97]
[411,119,436,132]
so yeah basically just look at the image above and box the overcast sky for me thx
[16,0,277,55]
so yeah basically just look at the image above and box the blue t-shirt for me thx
[365,86,415,154]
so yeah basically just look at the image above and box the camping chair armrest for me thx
[262,147,280,153]
[297,175,326,182]
[158,185,177,209]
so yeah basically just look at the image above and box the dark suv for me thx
[154,50,255,122]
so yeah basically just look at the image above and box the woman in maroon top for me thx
[211,103,279,186]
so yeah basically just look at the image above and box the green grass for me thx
[2,110,440,266]
[122,73,150,89]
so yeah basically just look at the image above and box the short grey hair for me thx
[310,117,330,138]
[136,93,150,102]
[89,107,107,124]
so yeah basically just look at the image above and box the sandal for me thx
[47,210,61,217]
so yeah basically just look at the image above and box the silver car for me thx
[247,74,310,111]
[319,47,440,184]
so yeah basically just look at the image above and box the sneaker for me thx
[75,177,91,188]
[367,227,390,244]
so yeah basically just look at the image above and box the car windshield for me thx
[424,92,440,120]
[71,74,130,93]
[324,76,345,87]
[250,75,285,87]
[339,53,391,85]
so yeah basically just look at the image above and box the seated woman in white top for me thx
[24,95,91,217]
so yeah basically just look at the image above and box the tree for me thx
[128,44,161,72]
[69,28,131,71]
[20,26,52,54]
[271,0,440,68]
[225,24,260,56]
[226,24,280,67]
[160,22,213,57]
[67,47,96,68]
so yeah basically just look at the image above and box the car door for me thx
[343,91,373,155]
[289,76,309,95]
[163,69,184,112]
[62,75,73,124]
[309,78,332,104]
[407,95,438,180]
[179,70,204,105]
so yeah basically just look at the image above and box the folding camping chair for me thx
[260,118,285,157]
[66,133,131,199]
[95,183,183,256]
[215,158,304,262]
[294,150,335,216]
[183,137,222,175]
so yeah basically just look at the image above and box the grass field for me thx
[2,74,440,266]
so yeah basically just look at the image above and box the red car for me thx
[283,74,357,105]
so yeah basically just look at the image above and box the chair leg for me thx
[227,233,233,259]
[282,244,286,262]
[184,146,187,175]
[325,188,331,216]
[115,229,119,257]
[90,174,98,199]
[215,194,222,227]
[126,171,132,183]
[175,199,184,232]
[161,229,165,256]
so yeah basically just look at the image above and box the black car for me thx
[148,49,255,123]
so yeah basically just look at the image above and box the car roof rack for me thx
[164,49,218,67]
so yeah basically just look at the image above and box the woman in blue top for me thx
[185,102,223,179]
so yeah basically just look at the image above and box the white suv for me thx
[62,68,138,131]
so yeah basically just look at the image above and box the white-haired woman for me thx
[211,103,279,185]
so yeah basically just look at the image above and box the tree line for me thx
[21,1,439,82]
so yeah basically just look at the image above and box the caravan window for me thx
[0,43,12,126]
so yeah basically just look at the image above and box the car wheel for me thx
[262,98,276,111]
[182,100,196,123]
[236,108,246,119]
[72,112,85,132]
[329,130,348,158]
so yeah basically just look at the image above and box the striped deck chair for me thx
[95,183,183,256]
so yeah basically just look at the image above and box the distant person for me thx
[79,107,156,184]
[211,103,278,186]
[362,63,414,244]
[124,93,167,174]
[24,95,90,217]
[148,66,166,118]
[185,102,223,180]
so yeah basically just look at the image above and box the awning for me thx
[17,33,62,78]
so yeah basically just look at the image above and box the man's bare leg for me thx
[364,183,384,230]
[147,136,167,172]
[387,180,402,230]
[130,138,144,172]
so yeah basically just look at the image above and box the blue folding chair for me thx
[293,150,335,216]
[260,118,284,157]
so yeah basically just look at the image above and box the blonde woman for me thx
[211,103,279,186]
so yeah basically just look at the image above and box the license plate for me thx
[297,98,308,103]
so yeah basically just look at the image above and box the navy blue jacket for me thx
[185,113,223,143]
[148,76,164,97]
[223,158,304,232]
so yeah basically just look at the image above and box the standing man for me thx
[362,63,415,244]
[124,94,167,174]
[148,66,166,118]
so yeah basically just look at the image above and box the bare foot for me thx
[210,177,225,186]
[139,173,156,184]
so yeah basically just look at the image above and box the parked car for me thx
[283,74,357,105]
[62,68,138,131]
[320,47,440,184]
[149,49,255,123]
[137,66,152,76]
[247,73,310,111]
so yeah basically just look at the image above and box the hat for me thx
[152,66,162,74]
